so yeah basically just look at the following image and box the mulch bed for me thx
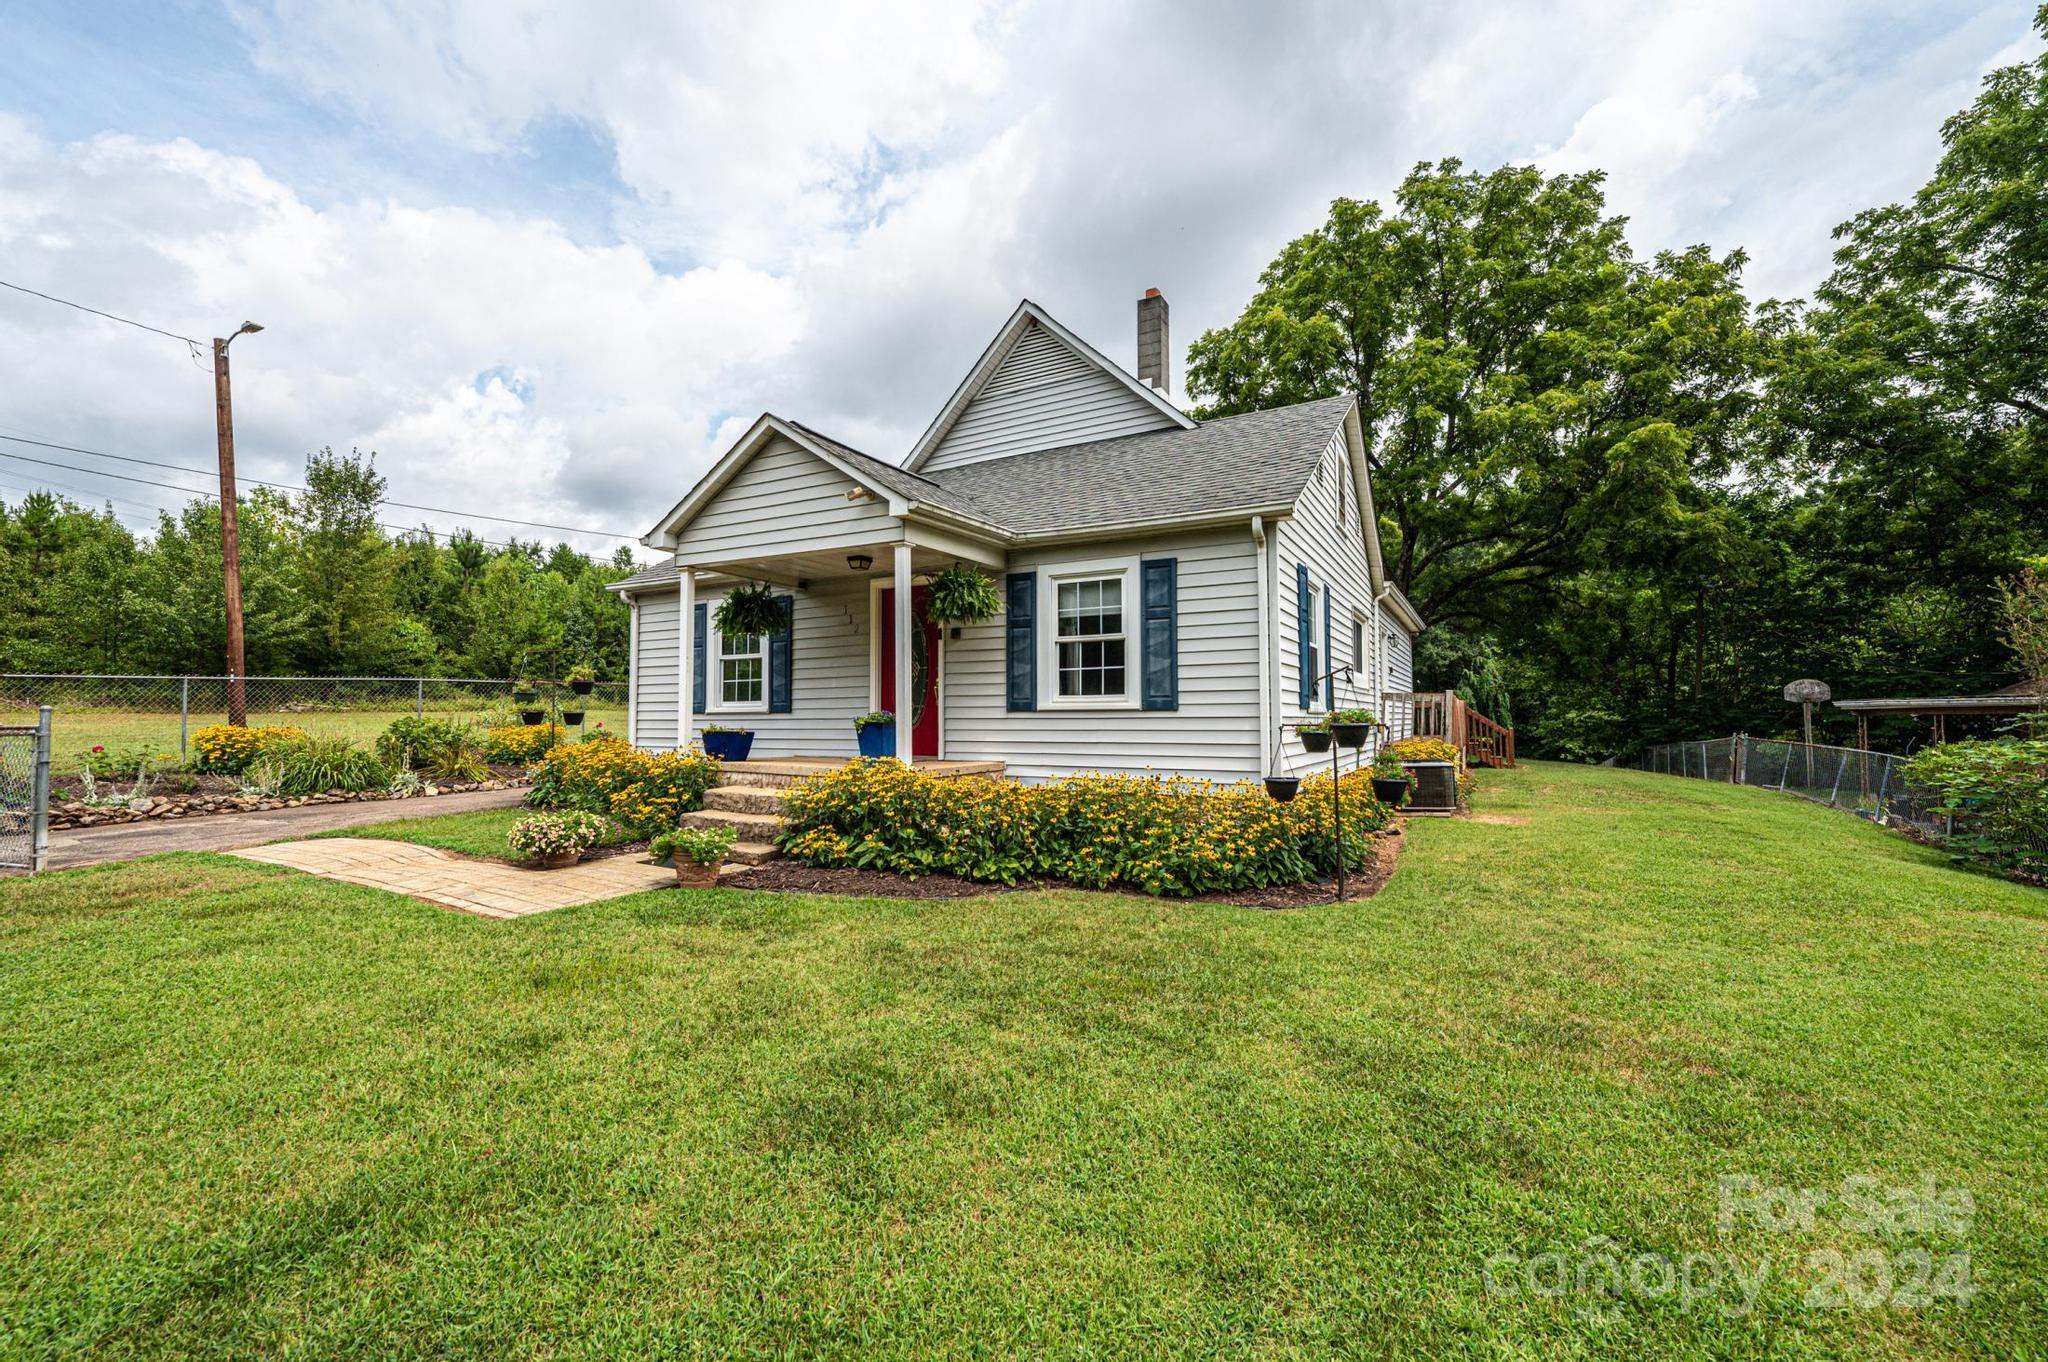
[721,862,999,899]
[721,825,1406,909]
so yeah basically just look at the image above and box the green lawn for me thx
[308,806,540,860]
[41,705,626,773]
[1,764,2042,1358]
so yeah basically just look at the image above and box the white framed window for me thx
[1352,614,1366,672]
[714,615,766,711]
[1306,580,1326,711]
[1041,558,1138,708]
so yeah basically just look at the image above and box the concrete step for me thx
[680,808,783,840]
[725,840,781,866]
[702,785,787,815]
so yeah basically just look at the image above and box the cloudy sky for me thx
[0,0,2035,558]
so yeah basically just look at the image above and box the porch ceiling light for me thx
[846,553,874,572]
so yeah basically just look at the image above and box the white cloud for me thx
[0,0,2036,556]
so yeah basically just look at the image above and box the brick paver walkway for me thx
[230,837,675,918]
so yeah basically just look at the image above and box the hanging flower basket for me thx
[1330,708,1373,748]
[924,564,1003,626]
[560,709,586,726]
[1263,775,1301,802]
[1298,723,1332,753]
[713,582,790,638]
[519,708,546,726]
[566,665,597,696]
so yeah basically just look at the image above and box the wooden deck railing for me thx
[1382,690,1517,768]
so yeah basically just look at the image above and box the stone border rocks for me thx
[49,775,530,831]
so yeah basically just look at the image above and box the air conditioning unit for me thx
[1402,760,1460,812]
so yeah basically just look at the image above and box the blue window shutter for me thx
[1006,571,1036,711]
[1141,558,1178,711]
[691,601,707,715]
[767,595,793,713]
[1295,563,1311,707]
[1323,588,1334,709]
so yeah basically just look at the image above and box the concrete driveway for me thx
[39,786,530,871]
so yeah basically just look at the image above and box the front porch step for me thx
[681,808,783,840]
[725,840,781,866]
[702,785,787,816]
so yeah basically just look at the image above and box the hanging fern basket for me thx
[923,565,1003,626]
[713,583,790,638]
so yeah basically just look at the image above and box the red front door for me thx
[879,586,940,759]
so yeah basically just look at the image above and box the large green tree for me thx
[1187,161,1764,631]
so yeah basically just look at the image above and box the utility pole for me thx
[213,322,263,725]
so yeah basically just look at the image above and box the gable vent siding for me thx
[923,324,1181,472]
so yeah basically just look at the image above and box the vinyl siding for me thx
[631,576,872,757]
[943,528,1263,781]
[921,322,1181,473]
[674,436,900,565]
[631,590,680,749]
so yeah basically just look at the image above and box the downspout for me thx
[1252,516,1271,772]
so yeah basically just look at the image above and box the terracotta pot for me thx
[533,850,579,869]
[673,857,721,888]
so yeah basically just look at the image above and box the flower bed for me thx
[525,735,720,837]
[777,761,1389,897]
[47,773,529,830]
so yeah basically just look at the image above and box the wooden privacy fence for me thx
[1383,691,1517,768]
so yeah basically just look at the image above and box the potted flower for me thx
[650,824,737,888]
[1263,774,1301,802]
[560,707,586,727]
[565,663,597,696]
[512,676,538,704]
[1330,708,1373,749]
[701,724,755,761]
[1370,748,1411,808]
[506,810,611,868]
[1297,718,1333,754]
[854,710,896,759]
[519,706,547,726]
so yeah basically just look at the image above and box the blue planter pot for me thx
[702,730,754,762]
[856,721,896,759]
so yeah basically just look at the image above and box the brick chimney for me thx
[1136,287,1169,394]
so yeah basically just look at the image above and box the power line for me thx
[0,279,204,347]
[0,431,639,540]
[0,448,554,551]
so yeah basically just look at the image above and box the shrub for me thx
[1383,736,1460,763]
[651,824,738,867]
[506,811,619,863]
[274,737,391,796]
[777,762,1387,896]
[78,743,176,779]
[424,743,489,784]
[189,724,307,774]
[1903,739,2048,876]
[375,716,473,770]
[526,735,721,837]
[480,722,564,765]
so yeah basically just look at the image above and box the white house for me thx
[610,292,1424,782]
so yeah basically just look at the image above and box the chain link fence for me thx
[1640,735,1946,836]
[0,675,628,774]
[0,707,52,873]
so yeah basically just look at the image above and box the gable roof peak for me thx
[902,297,1194,473]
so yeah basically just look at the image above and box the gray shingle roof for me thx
[782,420,999,525]
[919,394,1355,536]
[616,394,1357,587]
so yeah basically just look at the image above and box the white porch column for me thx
[677,568,697,751]
[893,544,914,755]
